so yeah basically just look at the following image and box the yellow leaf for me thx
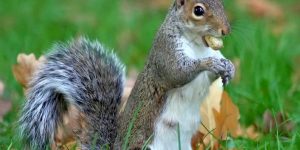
[199,78,223,146]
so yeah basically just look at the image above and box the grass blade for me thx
[177,123,181,150]
[123,101,143,150]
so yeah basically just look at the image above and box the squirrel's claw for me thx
[203,57,235,86]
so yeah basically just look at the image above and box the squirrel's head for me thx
[173,0,230,40]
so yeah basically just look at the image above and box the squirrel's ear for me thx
[176,0,185,7]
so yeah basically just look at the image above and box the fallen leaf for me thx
[199,78,223,146]
[0,81,12,122]
[245,125,260,140]
[0,100,12,122]
[292,2,300,13]
[12,53,79,149]
[12,53,46,89]
[236,124,260,140]
[263,110,275,133]
[237,0,286,35]
[237,0,283,19]
[238,125,261,140]
[194,78,243,149]
[12,53,139,149]
[288,56,300,96]
[0,81,4,96]
[213,91,240,140]
[135,0,172,9]
[147,0,172,9]
[191,131,205,150]
[263,110,296,136]
[213,142,221,150]
[52,105,81,150]
[120,69,138,114]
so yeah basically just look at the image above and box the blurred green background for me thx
[0,0,300,149]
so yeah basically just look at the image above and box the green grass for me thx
[0,0,300,149]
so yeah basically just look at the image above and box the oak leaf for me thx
[12,53,46,89]
[213,91,240,140]
[12,53,78,149]
[12,53,139,150]
[199,78,223,146]
[193,82,243,150]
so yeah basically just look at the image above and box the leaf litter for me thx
[13,53,295,149]
[0,80,12,123]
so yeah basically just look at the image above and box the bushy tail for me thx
[19,37,125,149]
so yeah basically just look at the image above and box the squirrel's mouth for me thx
[202,36,223,50]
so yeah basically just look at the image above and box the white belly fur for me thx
[150,37,224,150]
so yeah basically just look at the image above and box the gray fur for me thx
[19,37,125,149]
[115,1,234,149]
[19,0,234,149]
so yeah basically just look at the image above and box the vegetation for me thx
[0,0,299,149]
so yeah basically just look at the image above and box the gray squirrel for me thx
[19,0,235,149]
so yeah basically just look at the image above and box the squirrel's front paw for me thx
[203,57,235,85]
[220,58,235,85]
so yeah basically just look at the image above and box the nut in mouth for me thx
[202,35,224,50]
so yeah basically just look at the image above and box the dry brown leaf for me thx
[148,0,172,9]
[12,54,140,149]
[0,81,4,96]
[263,110,275,133]
[12,53,46,88]
[263,110,295,136]
[237,0,283,19]
[135,0,172,9]
[199,78,223,146]
[0,100,12,122]
[120,69,138,114]
[213,91,240,140]
[292,2,300,13]
[0,81,12,122]
[193,87,259,150]
[12,53,78,149]
[122,69,138,101]
[52,105,81,150]
[288,56,300,96]
[191,131,205,150]
[193,78,226,149]
[245,125,260,140]
[237,0,285,35]
[236,124,260,140]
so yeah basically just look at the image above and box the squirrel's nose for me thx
[219,26,230,36]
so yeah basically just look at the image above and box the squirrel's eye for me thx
[193,5,205,17]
